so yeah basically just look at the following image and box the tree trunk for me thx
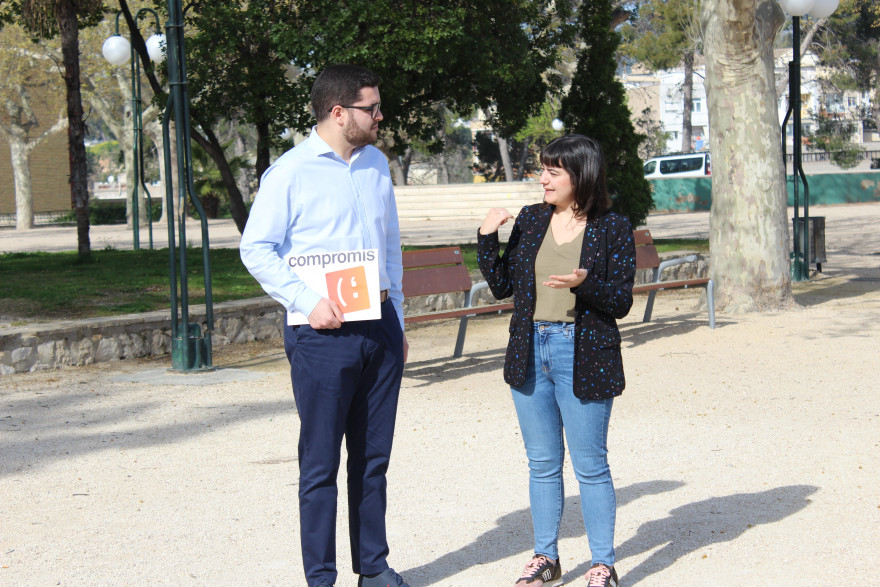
[497,135,514,182]
[193,126,248,233]
[0,95,68,231]
[516,138,532,181]
[701,0,793,313]
[10,140,35,230]
[56,0,90,257]
[255,120,271,184]
[401,147,413,184]
[873,88,880,143]
[123,146,136,228]
[388,156,406,186]
[437,153,450,184]
[681,51,694,152]
[145,119,175,225]
[233,129,250,197]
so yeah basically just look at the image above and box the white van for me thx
[643,152,711,179]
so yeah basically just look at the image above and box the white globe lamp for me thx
[809,0,839,18]
[145,33,167,63]
[551,119,564,132]
[102,35,131,66]
[778,0,814,15]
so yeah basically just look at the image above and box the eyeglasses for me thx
[333,102,382,119]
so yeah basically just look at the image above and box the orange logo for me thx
[325,266,371,313]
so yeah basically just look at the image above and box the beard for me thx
[343,117,377,148]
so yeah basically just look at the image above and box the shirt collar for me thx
[306,126,366,163]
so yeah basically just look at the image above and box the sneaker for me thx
[585,563,618,587]
[514,554,563,586]
[358,568,410,587]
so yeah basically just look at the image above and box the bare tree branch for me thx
[775,17,827,97]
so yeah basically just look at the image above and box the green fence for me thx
[649,171,880,212]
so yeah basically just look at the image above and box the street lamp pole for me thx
[778,0,839,282]
[105,2,214,372]
[102,11,162,250]
[163,0,214,372]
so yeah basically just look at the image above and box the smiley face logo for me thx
[325,265,371,313]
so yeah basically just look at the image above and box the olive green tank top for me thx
[533,228,585,323]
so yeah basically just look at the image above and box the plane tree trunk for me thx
[701,0,794,313]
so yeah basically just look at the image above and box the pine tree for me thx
[560,0,654,227]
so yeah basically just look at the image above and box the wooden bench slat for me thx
[633,229,653,246]
[404,303,514,324]
[402,265,473,298]
[635,246,662,270]
[402,247,464,269]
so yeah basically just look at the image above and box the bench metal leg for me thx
[452,289,475,358]
[706,279,715,329]
[643,282,715,329]
[643,290,658,323]
[642,268,660,323]
[454,315,468,358]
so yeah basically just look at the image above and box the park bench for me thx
[402,246,513,358]
[632,229,715,329]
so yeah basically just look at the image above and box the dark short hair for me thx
[540,134,611,221]
[310,64,381,123]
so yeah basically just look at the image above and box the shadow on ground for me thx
[0,387,294,477]
[403,347,507,387]
[401,482,817,586]
[612,485,818,585]
[792,275,880,307]
[400,480,683,585]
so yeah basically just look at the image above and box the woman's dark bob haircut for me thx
[540,134,611,221]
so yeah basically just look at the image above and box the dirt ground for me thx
[3,203,880,585]
[2,270,879,585]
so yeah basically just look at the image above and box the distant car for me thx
[644,152,711,179]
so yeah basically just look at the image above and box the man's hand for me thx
[307,298,345,329]
[543,268,588,289]
[402,332,409,364]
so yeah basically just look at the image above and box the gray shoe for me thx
[358,568,410,587]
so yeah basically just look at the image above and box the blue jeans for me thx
[511,322,616,566]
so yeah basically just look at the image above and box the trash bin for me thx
[792,216,826,271]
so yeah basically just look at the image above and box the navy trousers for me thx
[283,299,404,587]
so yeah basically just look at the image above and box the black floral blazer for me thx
[477,204,636,400]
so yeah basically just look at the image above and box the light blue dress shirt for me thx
[239,128,404,328]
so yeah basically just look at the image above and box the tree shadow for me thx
[400,480,684,586]
[605,485,819,585]
[792,275,880,308]
[620,316,724,347]
[0,387,294,477]
[403,347,507,387]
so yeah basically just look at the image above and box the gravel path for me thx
[2,202,879,585]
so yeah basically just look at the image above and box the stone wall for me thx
[0,297,286,375]
[0,253,707,374]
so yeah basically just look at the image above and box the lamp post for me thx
[105,2,214,372]
[778,0,839,281]
[102,10,164,250]
[161,0,214,372]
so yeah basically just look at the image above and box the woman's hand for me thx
[543,268,588,289]
[479,208,514,235]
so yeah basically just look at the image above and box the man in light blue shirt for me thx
[240,65,409,587]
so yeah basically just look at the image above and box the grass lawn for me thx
[0,239,707,322]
